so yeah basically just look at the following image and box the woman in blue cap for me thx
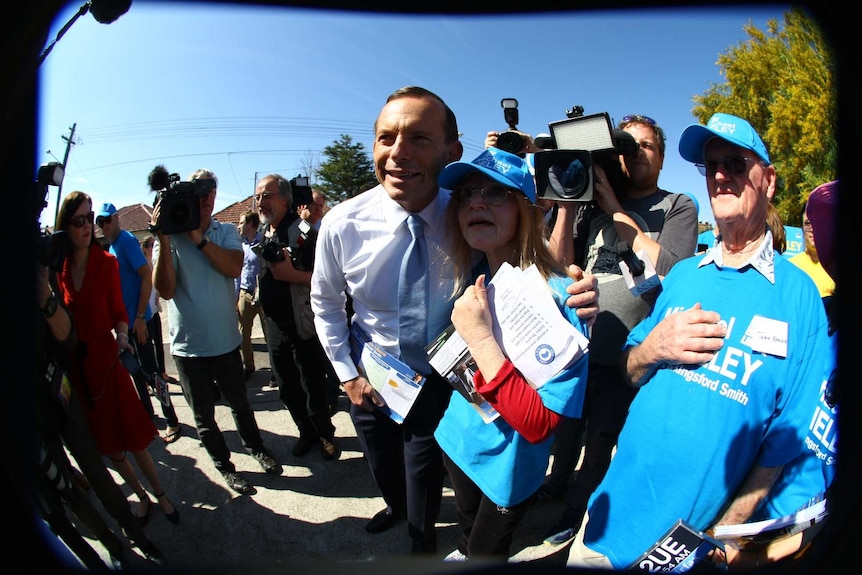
[433,147,590,561]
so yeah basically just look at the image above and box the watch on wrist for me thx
[196,238,209,250]
[137,313,146,320]
[41,291,58,319]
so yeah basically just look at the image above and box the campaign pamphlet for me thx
[711,498,828,548]
[425,325,500,423]
[628,519,724,573]
[426,263,589,423]
[349,323,425,425]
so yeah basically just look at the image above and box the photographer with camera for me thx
[151,169,282,494]
[539,114,699,545]
[254,174,338,461]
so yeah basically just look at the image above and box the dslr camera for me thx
[533,108,638,202]
[257,219,313,270]
[495,98,532,156]
[289,175,313,208]
[153,172,216,235]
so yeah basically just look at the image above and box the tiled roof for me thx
[213,195,256,226]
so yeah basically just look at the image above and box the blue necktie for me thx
[398,214,430,373]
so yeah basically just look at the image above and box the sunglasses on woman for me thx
[451,184,515,207]
[69,211,94,228]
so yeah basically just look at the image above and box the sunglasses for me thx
[95,214,113,227]
[70,211,94,229]
[620,114,657,126]
[695,155,760,177]
[451,184,514,207]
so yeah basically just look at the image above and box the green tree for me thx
[691,8,836,226]
[315,134,377,204]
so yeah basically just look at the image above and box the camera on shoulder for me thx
[154,173,216,235]
[532,108,637,202]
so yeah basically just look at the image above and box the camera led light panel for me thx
[549,113,614,152]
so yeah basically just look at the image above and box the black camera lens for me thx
[549,157,590,200]
[496,131,525,155]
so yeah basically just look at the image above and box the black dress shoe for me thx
[221,471,252,494]
[292,435,317,457]
[365,506,401,534]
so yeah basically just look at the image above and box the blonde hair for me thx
[446,192,566,298]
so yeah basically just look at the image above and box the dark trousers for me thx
[131,322,179,427]
[350,372,452,551]
[265,316,334,440]
[547,363,638,527]
[173,347,266,473]
[442,452,532,560]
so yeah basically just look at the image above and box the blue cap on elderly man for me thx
[678,112,771,165]
[97,203,118,218]
[438,147,536,204]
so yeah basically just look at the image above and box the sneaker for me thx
[443,549,467,562]
[261,378,279,392]
[221,470,252,494]
[252,449,282,475]
[544,527,576,547]
[292,435,317,457]
[319,437,339,460]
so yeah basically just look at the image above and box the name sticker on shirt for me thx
[741,315,788,358]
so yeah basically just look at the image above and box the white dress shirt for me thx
[311,184,455,383]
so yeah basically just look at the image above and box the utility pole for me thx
[54,123,76,224]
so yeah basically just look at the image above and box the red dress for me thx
[58,243,157,454]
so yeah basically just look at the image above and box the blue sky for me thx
[38,2,793,228]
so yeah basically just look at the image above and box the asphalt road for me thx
[69,311,576,573]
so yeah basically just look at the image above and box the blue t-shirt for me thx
[155,219,243,357]
[583,252,830,569]
[109,229,150,324]
[752,330,838,521]
[434,274,589,507]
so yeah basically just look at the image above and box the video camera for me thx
[151,171,216,235]
[35,162,70,272]
[533,108,638,202]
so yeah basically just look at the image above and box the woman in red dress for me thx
[56,191,178,526]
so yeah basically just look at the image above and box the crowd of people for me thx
[35,85,838,570]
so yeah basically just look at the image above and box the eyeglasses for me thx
[620,114,657,126]
[254,192,276,202]
[95,214,113,227]
[70,211,94,229]
[451,184,515,207]
[695,155,760,177]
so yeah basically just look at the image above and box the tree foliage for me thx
[315,134,377,204]
[691,7,836,226]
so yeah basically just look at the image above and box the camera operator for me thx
[151,169,281,494]
[255,174,338,461]
[539,114,699,545]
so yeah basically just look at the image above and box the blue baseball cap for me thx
[678,113,771,165]
[97,202,118,218]
[438,147,536,204]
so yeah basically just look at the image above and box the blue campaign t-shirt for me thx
[434,274,589,507]
[109,229,150,324]
[582,253,830,569]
